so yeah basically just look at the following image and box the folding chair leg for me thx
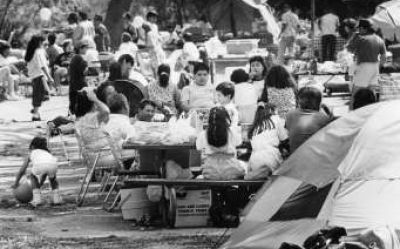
[103,175,120,207]
[76,154,99,207]
[99,171,112,195]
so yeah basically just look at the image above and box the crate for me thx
[174,189,212,227]
[120,188,158,221]
[226,39,259,55]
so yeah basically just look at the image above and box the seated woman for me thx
[196,107,245,180]
[0,41,22,100]
[75,86,135,169]
[248,56,268,100]
[285,87,332,153]
[145,64,181,116]
[260,65,297,119]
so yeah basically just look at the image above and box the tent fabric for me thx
[276,102,381,188]
[223,100,400,249]
[371,0,400,42]
[208,0,279,41]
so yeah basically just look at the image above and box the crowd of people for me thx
[5,4,385,209]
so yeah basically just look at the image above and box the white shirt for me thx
[116,42,138,59]
[223,102,239,128]
[27,48,48,80]
[281,11,300,37]
[319,13,339,36]
[30,149,57,167]
[183,42,199,62]
[235,83,258,106]
[103,114,134,148]
[252,80,265,100]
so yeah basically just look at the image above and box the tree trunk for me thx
[104,0,133,50]
[0,0,14,35]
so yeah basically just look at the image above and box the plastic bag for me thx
[146,185,162,202]
[162,116,197,145]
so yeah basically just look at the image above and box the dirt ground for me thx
[0,86,348,248]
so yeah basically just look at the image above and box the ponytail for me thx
[207,107,231,147]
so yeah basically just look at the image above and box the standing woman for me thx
[146,64,181,115]
[68,40,89,116]
[25,35,54,121]
[260,65,296,119]
[248,56,268,100]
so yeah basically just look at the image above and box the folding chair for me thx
[75,127,119,206]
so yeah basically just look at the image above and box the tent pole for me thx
[311,0,316,60]
[230,0,237,37]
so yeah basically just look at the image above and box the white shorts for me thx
[32,163,58,178]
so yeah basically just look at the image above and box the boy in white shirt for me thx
[216,81,239,127]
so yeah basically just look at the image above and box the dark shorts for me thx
[32,76,45,107]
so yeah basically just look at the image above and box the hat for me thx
[146,10,158,18]
[358,19,373,29]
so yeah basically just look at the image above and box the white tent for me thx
[371,0,400,42]
[222,100,400,249]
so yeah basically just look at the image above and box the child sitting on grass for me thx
[216,82,239,127]
[196,106,245,180]
[13,136,62,207]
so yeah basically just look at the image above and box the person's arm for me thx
[12,156,30,188]
[180,86,191,113]
[85,87,110,124]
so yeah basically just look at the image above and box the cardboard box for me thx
[174,189,212,227]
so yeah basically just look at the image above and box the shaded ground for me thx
[0,82,348,248]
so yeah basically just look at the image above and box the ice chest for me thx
[174,189,212,227]
[226,39,259,55]
[120,188,158,221]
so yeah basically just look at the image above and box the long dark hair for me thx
[265,65,295,89]
[157,64,171,88]
[25,35,45,62]
[207,107,231,148]
[249,56,267,79]
[248,103,276,139]
[108,61,122,81]
[29,136,49,152]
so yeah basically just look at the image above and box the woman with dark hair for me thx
[260,64,297,119]
[248,56,268,99]
[145,64,181,115]
[68,40,89,115]
[25,35,54,121]
[196,106,245,180]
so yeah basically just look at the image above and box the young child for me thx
[181,62,216,112]
[216,82,239,127]
[196,107,245,180]
[230,69,257,124]
[245,103,288,180]
[25,35,54,121]
[13,136,62,206]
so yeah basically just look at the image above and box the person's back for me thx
[285,87,331,153]
[286,109,330,152]
[350,33,385,64]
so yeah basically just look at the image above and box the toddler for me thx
[13,136,62,207]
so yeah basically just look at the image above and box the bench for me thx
[120,178,266,227]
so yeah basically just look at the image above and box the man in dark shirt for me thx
[53,39,75,95]
[347,19,386,108]
[285,87,332,153]
[94,15,111,52]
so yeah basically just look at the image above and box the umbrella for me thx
[371,0,400,42]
